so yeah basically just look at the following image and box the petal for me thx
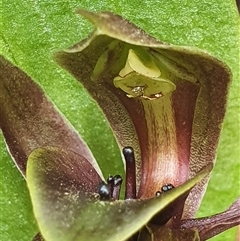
[138,225,200,241]
[0,55,102,178]
[27,146,212,241]
[54,10,231,216]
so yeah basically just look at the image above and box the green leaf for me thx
[1,1,239,241]
[26,147,212,241]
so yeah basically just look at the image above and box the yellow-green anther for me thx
[113,48,176,100]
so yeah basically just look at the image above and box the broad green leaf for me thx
[55,9,231,219]
[27,147,212,241]
[1,1,239,241]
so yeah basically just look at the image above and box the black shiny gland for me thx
[107,174,122,187]
[156,191,161,197]
[99,175,123,201]
[155,184,175,196]
[98,182,111,200]
[98,146,137,201]
[161,183,175,193]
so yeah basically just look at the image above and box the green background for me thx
[0,1,239,240]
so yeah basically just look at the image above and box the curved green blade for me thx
[27,147,212,241]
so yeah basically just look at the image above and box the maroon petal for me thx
[0,55,102,178]
[180,197,240,240]
[55,10,231,218]
[138,225,200,241]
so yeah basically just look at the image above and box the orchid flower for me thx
[0,9,239,241]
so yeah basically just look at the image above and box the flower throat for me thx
[98,146,174,201]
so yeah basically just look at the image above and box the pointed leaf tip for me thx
[27,151,211,241]
[181,197,240,240]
